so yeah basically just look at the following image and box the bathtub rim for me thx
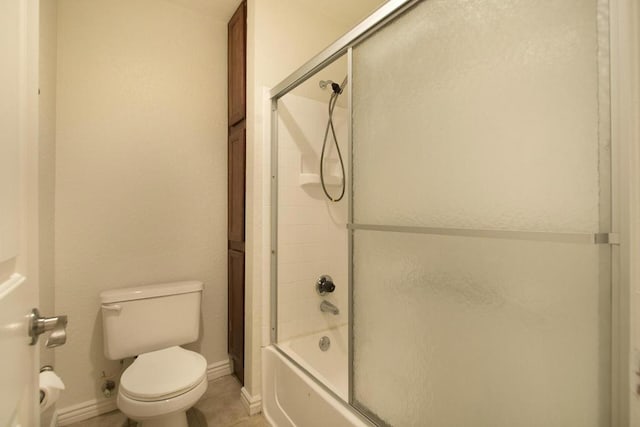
[265,344,377,427]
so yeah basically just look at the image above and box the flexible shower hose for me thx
[320,85,346,202]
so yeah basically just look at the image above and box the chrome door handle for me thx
[29,308,68,348]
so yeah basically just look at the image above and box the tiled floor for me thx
[67,376,270,427]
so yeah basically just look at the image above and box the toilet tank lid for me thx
[100,280,203,304]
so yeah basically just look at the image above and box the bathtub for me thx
[279,325,349,399]
[262,326,372,427]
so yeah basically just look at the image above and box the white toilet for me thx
[100,281,207,427]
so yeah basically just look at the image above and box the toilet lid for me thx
[120,346,207,401]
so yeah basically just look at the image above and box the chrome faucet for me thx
[316,275,336,296]
[320,300,339,315]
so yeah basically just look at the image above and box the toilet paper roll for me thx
[39,370,65,412]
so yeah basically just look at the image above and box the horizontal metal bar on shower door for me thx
[348,223,619,245]
[269,0,421,100]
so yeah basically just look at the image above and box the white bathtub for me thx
[279,325,348,399]
[262,327,372,427]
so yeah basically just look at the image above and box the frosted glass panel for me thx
[352,231,610,427]
[352,0,609,233]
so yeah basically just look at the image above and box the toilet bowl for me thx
[100,281,207,427]
[117,346,207,427]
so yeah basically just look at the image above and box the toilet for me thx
[100,281,207,427]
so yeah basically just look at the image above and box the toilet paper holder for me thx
[39,366,54,404]
[29,308,68,348]
[39,365,65,411]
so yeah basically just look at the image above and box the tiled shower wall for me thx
[276,93,349,341]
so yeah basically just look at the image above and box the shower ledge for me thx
[299,173,343,187]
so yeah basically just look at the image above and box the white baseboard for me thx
[207,358,232,381]
[240,386,262,416]
[56,398,117,426]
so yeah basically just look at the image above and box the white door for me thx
[0,0,41,426]
[0,276,39,427]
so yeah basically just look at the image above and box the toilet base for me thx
[137,411,188,427]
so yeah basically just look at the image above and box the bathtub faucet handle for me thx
[316,275,336,296]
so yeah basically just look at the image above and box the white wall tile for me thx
[275,93,349,340]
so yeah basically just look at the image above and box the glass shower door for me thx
[350,0,612,426]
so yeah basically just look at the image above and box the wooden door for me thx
[228,122,246,245]
[228,249,245,384]
[228,2,246,127]
[227,0,246,384]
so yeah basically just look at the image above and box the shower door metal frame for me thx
[270,3,425,425]
[268,0,624,425]
[268,0,422,99]
[608,0,640,423]
[269,0,423,364]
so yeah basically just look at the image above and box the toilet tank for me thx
[100,281,203,360]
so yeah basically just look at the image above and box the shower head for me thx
[319,77,348,94]
[319,80,334,90]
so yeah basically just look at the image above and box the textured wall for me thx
[55,0,228,407]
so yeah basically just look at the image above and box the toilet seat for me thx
[120,346,207,402]
[117,375,207,422]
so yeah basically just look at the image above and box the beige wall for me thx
[244,0,384,399]
[39,0,57,371]
[55,0,228,407]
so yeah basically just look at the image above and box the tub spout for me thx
[320,300,340,315]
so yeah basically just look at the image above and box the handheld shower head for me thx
[319,80,334,90]
[319,77,347,94]
[319,74,348,202]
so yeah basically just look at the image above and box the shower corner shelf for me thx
[299,173,343,188]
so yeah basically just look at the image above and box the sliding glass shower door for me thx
[350,0,612,426]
